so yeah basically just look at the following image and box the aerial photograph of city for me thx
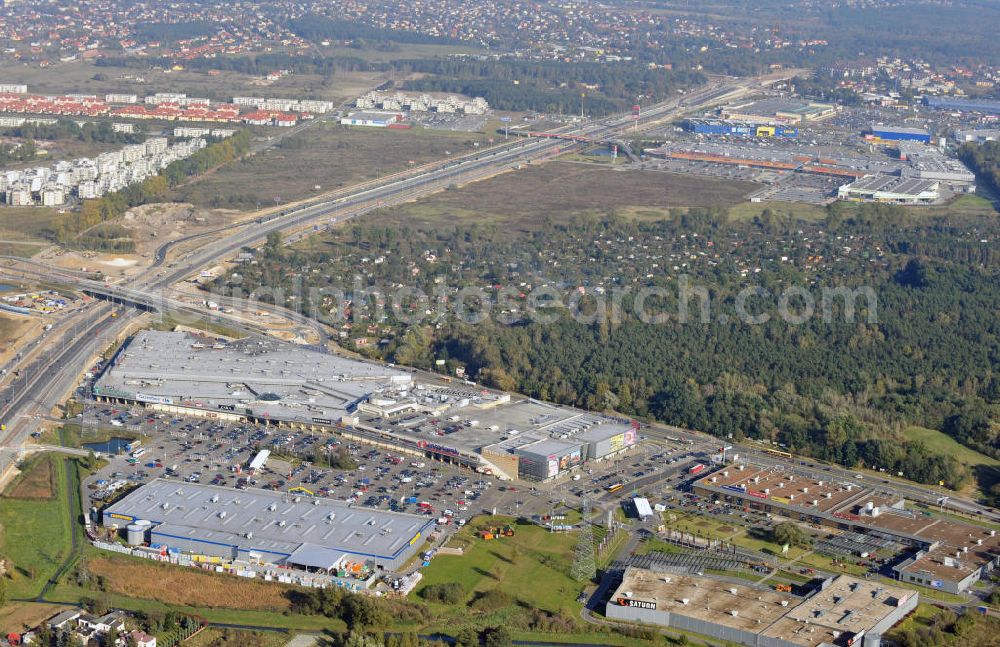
[0,1,999,646]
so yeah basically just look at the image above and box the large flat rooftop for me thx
[610,569,912,647]
[94,330,410,424]
[103,478,433,565]
[696,464,1000,581]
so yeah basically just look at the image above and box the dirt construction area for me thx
[38,202,247,279]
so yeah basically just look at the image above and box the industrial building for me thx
[693,465,1000,593]
[953,128,1000,144]
[606,568,917,647]
[924,96,1000,114]
[837,175,940,204]
[339,111,404,128]
[720,99,837,124]
[685,119,798,138]
[102,478,434,572]
[865,125,931,143]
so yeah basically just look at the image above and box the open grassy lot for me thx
[916,192,1000,217]
[0,602,73,637]
[366,162,760,232]
[184,627,290,647]
[416,516,579,616]
[905,426,1000,468]
[726,200,829,222]
[173,124,496,209]
[0,455,74,599]
[0,206,62,245]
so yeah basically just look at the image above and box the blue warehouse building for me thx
[867,125,931,143]
[685,119,797,138]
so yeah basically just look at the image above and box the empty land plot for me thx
[904,426,1000,468]
[173,124,495,209]
[84,555,295,612]
[184,628,289,647]
[372,162,760,231]
[0,455,73,598]
[0,206,63,244]
[6,454,56,500]
[0,603,73,635]
[416,517,579,615]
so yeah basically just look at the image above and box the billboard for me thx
[136,393,174,405]
[610,430,637,453]
[547,459,559,478]
[618,598,656,609]
[558,449,582,471]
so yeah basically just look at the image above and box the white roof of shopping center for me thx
[94,331,411,424]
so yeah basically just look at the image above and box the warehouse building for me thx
[837,175,939,204]
[720,99,837,124]
[339,111,403,127]
[953,128,1000,144]
[865,125,931,143]
[606,568,917,647]
[693,465,1000,594]
[102,479,433,572]
[684,119,798,138]
[924,96,1000,114]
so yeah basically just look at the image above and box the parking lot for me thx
[77,402,700,529]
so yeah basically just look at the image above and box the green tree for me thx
[481,626,512,647]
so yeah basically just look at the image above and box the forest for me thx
[397,59,706,114]
[215,203,999,497]
[960,141,1000,196]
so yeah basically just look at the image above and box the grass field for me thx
[365,162,760,232]
[905,426,1000,468]
[173,124,497,209]
[0,206,63,247]
[416,516,580,616]
[184,627,290,647]
[726,200,828,222]
[0,455,74,599]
